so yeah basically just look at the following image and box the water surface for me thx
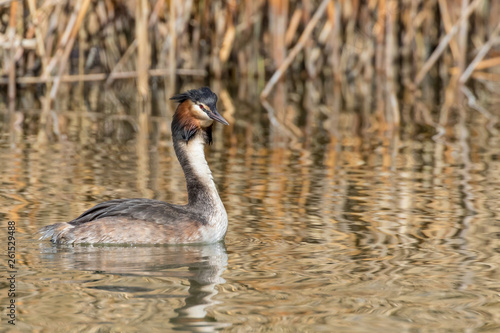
[1,94,500,332]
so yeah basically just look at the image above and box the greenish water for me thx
[1,86,500,332]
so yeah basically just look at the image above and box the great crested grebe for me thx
[39,87,229,244]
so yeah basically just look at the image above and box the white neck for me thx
[174,133,227,230]
[183,135,216,190]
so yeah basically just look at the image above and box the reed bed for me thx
[0,0,499,139]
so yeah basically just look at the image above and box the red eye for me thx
[198,104,205,110]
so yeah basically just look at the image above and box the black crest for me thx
[170,87,218,111]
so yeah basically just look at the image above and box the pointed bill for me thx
[209,109,229,125]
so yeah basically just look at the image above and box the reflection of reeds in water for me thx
[0,0,499,138]
[3,86,500,329]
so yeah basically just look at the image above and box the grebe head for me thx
[170,87,229,143]
[171,87,228,124]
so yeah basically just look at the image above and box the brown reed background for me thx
[1,0,500,141]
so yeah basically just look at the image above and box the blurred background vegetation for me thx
[0,0,499,142]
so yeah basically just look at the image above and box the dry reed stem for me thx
[0,68,207,85]
[8,1,17,112]
[220,9,236,63]
[0,37,36,49]
[108,0,165,88]
[106,39,138,86]
[261,0,330,100]
[461,85,498,135]
[458,0,470,74]
[26,0,47,66]
[49,0,91,101]
[269,0,289,70]
[42,2,80,79]
[385,0,396,79]
[385,0,400,127]
[318,3,333,44]
[471,56,500,70]
[414,0,483,85]
[330,0,341,81]
[285,8,302,46]
[375,0,386,72]
[168,0,177,88]
[236,0,253,32]
[149,0,165,27]
[437,0,460,60]
[459,22,500,83]
[453,70,500,81]
[136,0,150,101]
[439,77,457,126]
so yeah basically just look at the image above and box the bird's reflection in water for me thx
[168,243,230,332]
[38,242,230,331]
[170,270,226,331]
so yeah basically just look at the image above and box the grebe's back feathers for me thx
[66,199,208,227]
